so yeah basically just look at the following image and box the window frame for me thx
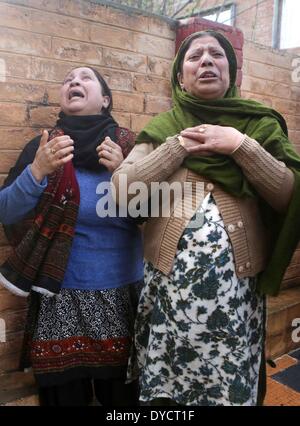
[273,0,283,49]
[273,0,300,49]
[195,2,236,26]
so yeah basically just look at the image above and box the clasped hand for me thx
[180,124,244,156]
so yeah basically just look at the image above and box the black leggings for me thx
[38,378,139,407]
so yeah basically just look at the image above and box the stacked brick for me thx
[178,0,275,47]
[242,40,300,151]
[0,0,175,404]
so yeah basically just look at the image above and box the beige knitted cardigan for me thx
[112,135,294,278]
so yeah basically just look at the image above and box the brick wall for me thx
[242,40,300,150]
[0,1,300,405]
[0,0,175,404]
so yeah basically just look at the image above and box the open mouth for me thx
[69,90,84,100]
[199,71,218,79]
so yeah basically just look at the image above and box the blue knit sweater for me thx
[0,165,47,224]
[0,165,143,290]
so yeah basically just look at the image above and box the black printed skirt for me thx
[21,282,142,387]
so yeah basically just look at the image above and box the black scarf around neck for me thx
[56,111,118,171]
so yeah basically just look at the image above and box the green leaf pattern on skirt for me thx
[128,194,264,406]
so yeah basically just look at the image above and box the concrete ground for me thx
[264,349,300,406]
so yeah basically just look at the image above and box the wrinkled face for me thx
[60,67,110,116]
[178,36,230,100]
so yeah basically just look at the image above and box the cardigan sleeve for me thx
[111,136,187,205]
[231,135,294,212]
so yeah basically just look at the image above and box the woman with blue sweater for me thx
[0,67,143,406]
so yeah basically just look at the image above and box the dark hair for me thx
[87,67,113,114]
[175,30,237,89]
[65,66,113,114]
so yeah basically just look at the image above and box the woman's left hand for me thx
[180,124,244,156]
[96,137,124,172]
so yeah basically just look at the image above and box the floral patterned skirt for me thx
[128,194,264,406]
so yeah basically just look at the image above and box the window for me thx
[275,0,300,49]
[198,3,236,26]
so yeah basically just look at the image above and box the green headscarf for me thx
[136,30,300,296]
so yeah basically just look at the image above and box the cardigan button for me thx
[206,183,214,192]
[237,221,244,229]
[238,265,245,273]
[227,224,236,233]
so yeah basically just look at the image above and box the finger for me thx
[182,124,209,132]
[97,137,111,148]
[97,146,107,156]
[97,141,111,152]
[96,144,108,153]
[186,144,213,154]
[99,157,113,169]
[180,131,206,142]
[49,138,74,153]
[98,150,114,160]
[54,145,74,159]
[52,135,73,143]
[101,143,121,155]
[48,135,73,149]
[40,130,49,147]
[103,137,121,150]
[182,127,201,133]
[102,143,119,155]
[57,153,74,165]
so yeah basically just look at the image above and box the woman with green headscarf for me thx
[112,30,300,406]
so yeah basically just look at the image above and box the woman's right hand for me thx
[179,134,214,157]
[180,124,243,156]
[30,130,74,183]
